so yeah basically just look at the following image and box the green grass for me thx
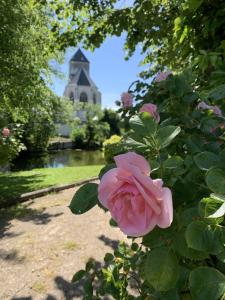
[0,165,103,207]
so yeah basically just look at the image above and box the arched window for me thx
[69,92,74,102]
[93,94,97,104]
[80,92,88,103]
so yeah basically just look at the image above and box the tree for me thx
[0,0,65,162]
[47,0,225,101]
[101,108,121,136]
[71,103,110,149]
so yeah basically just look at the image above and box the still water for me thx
[11,150,105,171]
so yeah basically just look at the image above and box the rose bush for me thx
[69,71,225,299]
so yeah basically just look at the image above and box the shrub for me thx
[69,72,225,299]
[70,126,86,148]
[103,135,122,163]
[0,125,25,166]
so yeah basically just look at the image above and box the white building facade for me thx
[64,49,101,105]
[59,49,102,136]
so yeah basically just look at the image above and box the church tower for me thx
[64,49,101,106]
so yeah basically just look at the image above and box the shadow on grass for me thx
[0,172,48,208]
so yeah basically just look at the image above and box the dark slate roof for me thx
[77,69,90,86]
[70,49,89,63]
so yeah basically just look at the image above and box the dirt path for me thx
[0,182,128,300]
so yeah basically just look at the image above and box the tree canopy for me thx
[47,0,225,79]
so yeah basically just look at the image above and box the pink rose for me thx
[211,105,222,117]
[155,71,172,82]
[197,101,223,117]
[121,92,133,108]
[140,103,160,123]
[98,152,173,237]
[2,127,10,137]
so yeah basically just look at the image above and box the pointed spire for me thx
[77,69,90,86]
[70,49,89,63]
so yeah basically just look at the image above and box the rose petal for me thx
[156,187,173,228]
[114,152,150,175]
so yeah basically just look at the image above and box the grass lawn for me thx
[0,165,103,207]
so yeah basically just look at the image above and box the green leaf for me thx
[69,183,98,214]
[206,168,225,194]
[121,137,148,151]
[109,218,118,227]
[129,113,157,141]
[98,163,116,179]
[158,289,180,300]
[185,0,203,11]
[142,226,174,248]
[145,248,179,291]
[185,221,225,254]
[149,159,160,172]
[104,253,114,263]
[208,83,225,101]
[201,195,225,219]
[179,207,199,227]
[84,278,93,296]
[199,197,224,223]
[194,151,219,171]
[208,203,225,219]
[164,156,183,169]
[129,115,146,137]
[189,267,225,300]
[157,126,181,149]
[72,270,86,283]
[217,250,225,263]
[173,230,208,260]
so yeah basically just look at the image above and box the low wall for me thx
[48,141,75,151]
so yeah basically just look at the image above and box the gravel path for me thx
[0,182,128,300]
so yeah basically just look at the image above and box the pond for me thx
[11,150,105,171]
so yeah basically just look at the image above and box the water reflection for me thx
[12,150,105,171]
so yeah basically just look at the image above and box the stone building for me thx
[64,49,101,105]
[59,49,102,136]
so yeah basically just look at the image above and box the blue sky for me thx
[50,35,146,109]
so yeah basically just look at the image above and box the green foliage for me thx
[70,71,225,299]
[0,0,62,163]
[189,267,225,300]
[70,126,86,148]
[101,109,121,136]
[69,183,98,214]
[71,103,111,149]
[145,248,179,292]
[53,0,225,298]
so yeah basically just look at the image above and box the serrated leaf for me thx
[206,168,225,194]
[189,267,225,300]
[145,248,179,291]
[173,230,208,260]
[185,221,225,254]
[199,196,224,223]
